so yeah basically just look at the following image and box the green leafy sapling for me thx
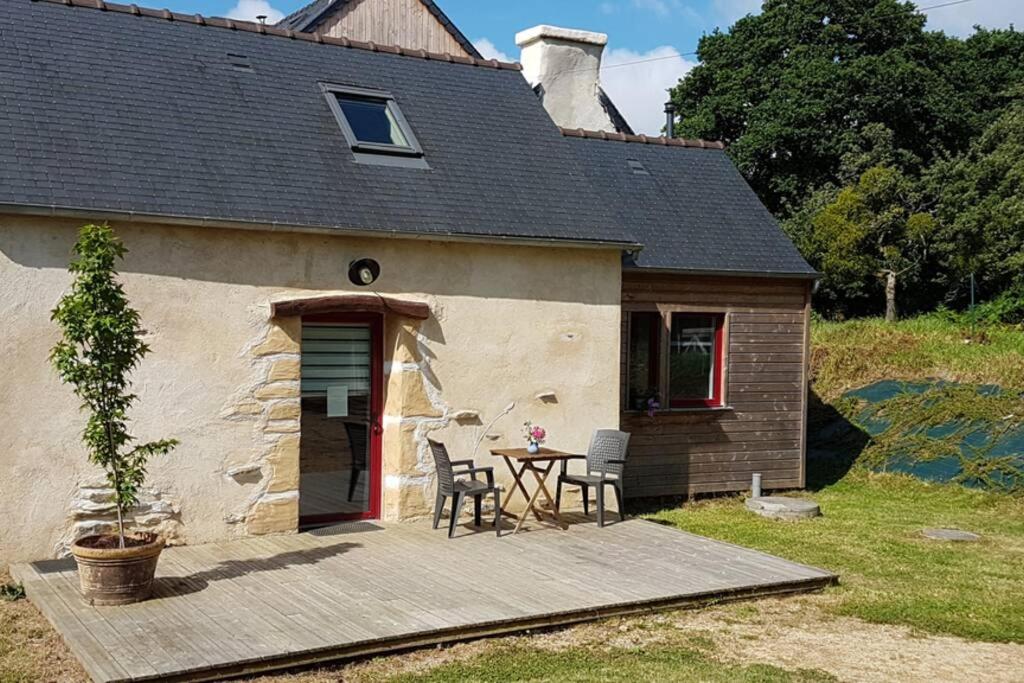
[50,224,178,549]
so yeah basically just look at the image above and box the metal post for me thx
[752,473,762,498]
[664,100,676,139]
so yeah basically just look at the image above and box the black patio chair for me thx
[428,439,502,538]
[555,429,630,527]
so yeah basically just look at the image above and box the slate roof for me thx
[562,130,817,276]
[278,0,483,59]
[0,0,633,247]
[1,0,815,277]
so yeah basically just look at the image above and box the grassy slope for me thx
[811,316,1024,400]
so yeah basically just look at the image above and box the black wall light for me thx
[348,258,381,287]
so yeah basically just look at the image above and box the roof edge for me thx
[0,203,642,251]
[27,0,520,71]
[624,265,820,280]
[561,127,725,150]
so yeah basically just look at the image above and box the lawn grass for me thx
[649,470,1024,643]
[811,316,1024,400]
[385,642,836,683]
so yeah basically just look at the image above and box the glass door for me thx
[299,315,382,525]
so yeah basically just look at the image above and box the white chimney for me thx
[515,25,618,132]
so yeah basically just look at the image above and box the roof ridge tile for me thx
[28,0,522,71]
[559,127,725,150]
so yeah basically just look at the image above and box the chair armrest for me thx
[607,459,627,465]
[450,459,475,467]
[453,466,495,487]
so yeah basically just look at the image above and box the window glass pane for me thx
[627,312,660,411]
[669,314,716,402]
[337,97,408,146]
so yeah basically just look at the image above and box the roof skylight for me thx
[321,83,424,164]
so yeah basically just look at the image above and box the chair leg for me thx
[432,492,445,530]
[613,483,625,522]
[473,494,482,527]
[581,485,589,515]
[493,488,502,537]
[449,493,466,538]
[555,477,563,512]
[596,485,605,528]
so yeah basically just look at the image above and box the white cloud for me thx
[473,38,513,63]
[600,46,697,135]
[226,0,284,24]
[922,1,1023,36]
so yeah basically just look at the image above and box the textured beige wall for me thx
[0,216,621,565]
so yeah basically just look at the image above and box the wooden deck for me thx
[13,517,836,682]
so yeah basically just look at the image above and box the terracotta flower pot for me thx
[70,533,164,606]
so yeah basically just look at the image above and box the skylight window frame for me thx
[320,83,424,158]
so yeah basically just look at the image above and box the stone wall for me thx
[0,215,622,565]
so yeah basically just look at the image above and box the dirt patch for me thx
[75,533,158,550]
[676,596,1024,683]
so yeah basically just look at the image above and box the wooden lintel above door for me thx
[271,294,430,320]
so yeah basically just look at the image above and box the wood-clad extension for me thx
[620,272,812,498]
[319,0,472,56]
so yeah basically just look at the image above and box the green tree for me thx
[809,166,935,319]
[50,225,178,548]
[670,1,1024,217]
[927,93,1024,303]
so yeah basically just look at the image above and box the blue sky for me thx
[149,0,1022,133]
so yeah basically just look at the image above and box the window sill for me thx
[623,405,734,415]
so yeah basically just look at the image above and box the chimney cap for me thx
[515,25,608,49]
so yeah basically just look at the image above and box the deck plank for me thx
[15,518,836,683]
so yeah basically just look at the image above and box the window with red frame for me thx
[668,313,724,408]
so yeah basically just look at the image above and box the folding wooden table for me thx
[490,447,584,534]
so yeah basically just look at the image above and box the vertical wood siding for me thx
[320,0,471,56]
[620,272,812,497]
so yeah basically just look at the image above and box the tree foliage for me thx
[669,0,1024,318]
[927,94,1024,302]
[810,165,935,318]
[50,224,178,547]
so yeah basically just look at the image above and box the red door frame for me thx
[300,312,384,524]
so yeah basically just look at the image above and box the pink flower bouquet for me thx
[523,421,547,448]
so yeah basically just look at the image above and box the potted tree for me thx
[50,224,178,606]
